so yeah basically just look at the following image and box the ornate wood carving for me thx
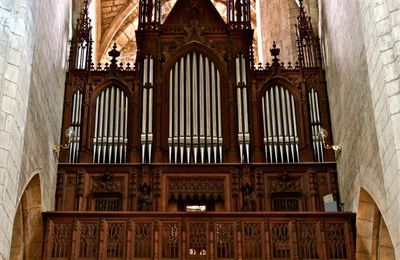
[168,177,225,200]
[270,172,302,193]
[90,173,123,193]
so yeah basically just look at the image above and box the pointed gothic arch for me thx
[10,174,43,259]
[356,188,395,260]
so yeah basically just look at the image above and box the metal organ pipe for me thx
[141,55,154,163]
[168,52,222,163]
[68,91,83,163]
[93,87,128,163]
[235,55,250,163]
[76,40,88,70]
[262,86,299,163]
[308,88,324,162]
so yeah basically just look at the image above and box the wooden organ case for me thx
[43,0,356,259]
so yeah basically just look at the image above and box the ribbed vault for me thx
[91,0,258,64]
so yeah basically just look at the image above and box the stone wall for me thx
[259,0,299,63]
[319,0,400,257]
[0,0,71,258]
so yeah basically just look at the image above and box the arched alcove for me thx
[10,175,43,259]
[356,188,395,260]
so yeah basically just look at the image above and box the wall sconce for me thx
[319,128,341,153]
[53,127,75,157]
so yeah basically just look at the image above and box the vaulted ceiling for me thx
[91,0,258,64]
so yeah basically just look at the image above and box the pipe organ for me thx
[46,1,355,259]
[262,86,299,163]
[168,52,223,163]
[141,55,154,163]
[93,86,128,163]
[68,91,83,163]
[59,0,335,165]
[308,88,325,162]
[235,55,250,163]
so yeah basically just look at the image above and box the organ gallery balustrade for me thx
[42,212,355,260]
[55,163,339,212]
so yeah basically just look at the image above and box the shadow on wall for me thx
[10,174,43,259]
[356,188,395,260]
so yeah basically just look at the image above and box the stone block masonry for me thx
[320,0,400,258]
[0,0,71,259]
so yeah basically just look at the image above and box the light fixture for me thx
[319,128,341,153]
[53,127,75,157]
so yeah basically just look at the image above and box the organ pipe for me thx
[308,88,324,162]
[262,86,299,163]
[142,55,154,163]
[235,55,250,163]
[93,87,128,163]
[68,91,83,163]
[168,52,222,163]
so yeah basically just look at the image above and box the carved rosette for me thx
[270,172,302,193]
[90,172,123,193]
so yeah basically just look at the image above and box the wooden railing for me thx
[42,212,355,260]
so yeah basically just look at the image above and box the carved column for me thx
[236,222,243,259]
[255,170,265,211]
[55,170,64,211]
[307,168,319,211]
[231,170,240,211]
[75,170,85,211]
[129,170,138,211]
[70,218,78,260]
[79,82,92,163]
[153,169,161,211]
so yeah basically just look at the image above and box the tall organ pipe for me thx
[93,87,128,163]
[262,86,299,163]
[168,52,222,163]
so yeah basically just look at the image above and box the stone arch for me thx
[10,174,43,259]
[356,188,395,260]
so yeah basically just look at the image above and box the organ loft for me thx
[43,0,356,259]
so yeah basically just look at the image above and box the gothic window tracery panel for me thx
[188,222,208,259]
[270,223,291,259]
[168,51,222,163]
[133,222,153,259]
[297,223,319,259]
[326,223,348,259]
[215,223,235,259]
[93,86,128,163]
[262,85,299,163]
[78,222,99,258]
[308,88,324,162]
[242,223,263,259]
[107,222,126,259]
[161,223,180,259]
[50,223,72,258]
[69,90,83,163]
